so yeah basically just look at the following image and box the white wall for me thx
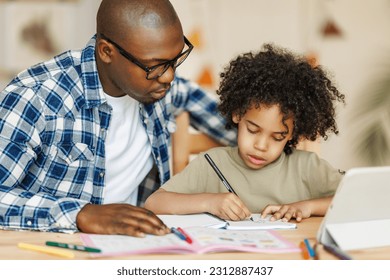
[172,0,305,85]
[313,1,390,169]
[171,0,390,170]
[0,0,100,89]
[1,0,389,170]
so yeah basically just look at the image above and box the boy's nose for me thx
[254,136,268,151]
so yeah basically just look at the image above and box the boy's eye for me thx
[273,134,287,142]
[247,127,257,134]
[273,137,285,142]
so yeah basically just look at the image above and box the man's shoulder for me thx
[170,76,197,94]
[11,36,96,89]
[12,49,83,88]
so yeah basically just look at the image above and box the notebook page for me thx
[227,214,297,230]
[158,213,227,229]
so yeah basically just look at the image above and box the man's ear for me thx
[96,40,113,63]
[232,113,240,124]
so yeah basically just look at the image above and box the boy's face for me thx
[233,104,293,170]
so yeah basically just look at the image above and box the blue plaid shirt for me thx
[0,36,236,233]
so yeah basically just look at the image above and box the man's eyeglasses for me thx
[99,33,193,80]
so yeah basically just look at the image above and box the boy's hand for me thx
[207,193,251,221]
[261,201,312,222]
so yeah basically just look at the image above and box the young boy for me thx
[145,44,346,223]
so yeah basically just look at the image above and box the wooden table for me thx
[1,217,389,260]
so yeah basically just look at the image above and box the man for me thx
[0,0,236,237]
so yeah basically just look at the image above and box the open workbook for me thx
[158,213,297,230]
[81,227,299,257]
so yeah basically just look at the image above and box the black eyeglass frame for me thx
[99,33,193,80]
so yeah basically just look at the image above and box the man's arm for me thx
[0,87,86,232]
[0,87,169,236]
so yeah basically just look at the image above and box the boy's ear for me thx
[232,113,240,124]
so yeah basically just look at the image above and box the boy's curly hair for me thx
[217,43,345,155]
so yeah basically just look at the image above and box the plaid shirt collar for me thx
[79,35,106,109]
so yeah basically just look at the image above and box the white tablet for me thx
[317,166,390,251]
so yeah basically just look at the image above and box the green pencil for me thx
[45,241,101,253]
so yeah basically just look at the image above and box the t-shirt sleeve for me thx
[305,153,344,198]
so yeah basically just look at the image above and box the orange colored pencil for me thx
[299,241,310,260]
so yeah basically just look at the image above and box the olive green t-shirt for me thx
[162,146,343,213]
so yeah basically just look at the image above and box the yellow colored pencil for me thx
[17,242,75,259]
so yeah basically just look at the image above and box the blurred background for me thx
[0,0,389,171]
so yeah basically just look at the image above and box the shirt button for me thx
[167,122,176,133]
[99,172,104,178]
[27,220,32,226]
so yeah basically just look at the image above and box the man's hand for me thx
[76,204,171,237]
